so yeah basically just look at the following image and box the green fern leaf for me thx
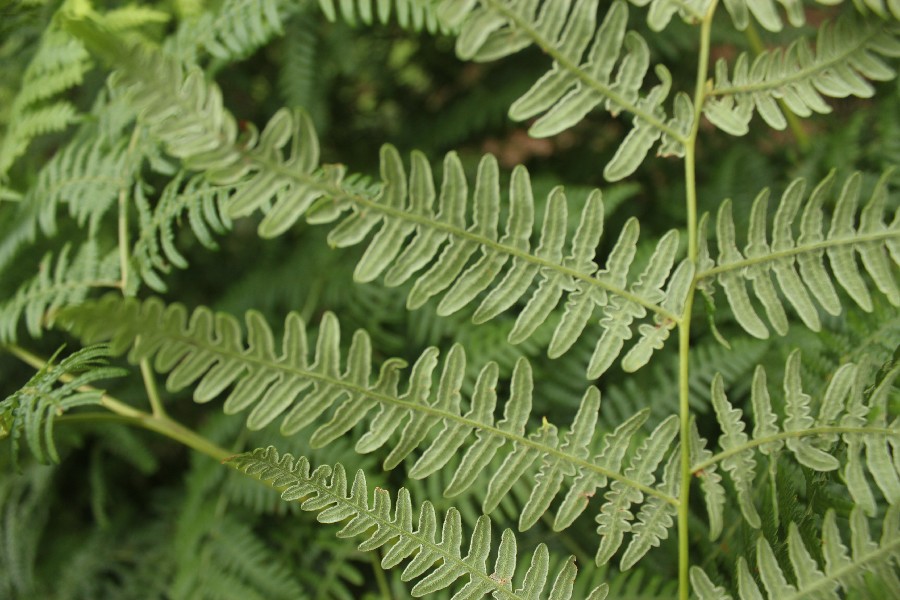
[695,352,900,531]
[60,296,679,543]
[317,0,449,32]
[227,446,610,599]
[166,0,288,62]
[690,566,733,600]
[700,170,900,339]
[709,372,761,528]
[0,25,90,179]
[704,15,900,136]
[132,173,232,292]
[690,419,727,541]
[0,345,125,467]
[53,24,691,376]
[695,506,900,599]
[0,242,120,343]
[594,415,678,565]
[441,0,692,180]
[762,507,899,598]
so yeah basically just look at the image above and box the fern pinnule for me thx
[228,445,611,599]
[317,0,450,33]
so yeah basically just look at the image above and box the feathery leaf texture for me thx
[0,25,90,179]
[132,173,232,292]
[0,242,120,343]
[166,0,287,62]
[58,15,695,376]
[60,295,680,552]
[227,446,611,599]
[0,345,125,467]
[704,15,900,136]
[438,0,692,181]
[317,0,450,32]
[232,107,692,376]
[692,351,900,533]
[698,170,900,339]
[726,0,900,31]
[692,506,900,599]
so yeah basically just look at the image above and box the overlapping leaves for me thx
[438,0,693,181]
[228,447,611,599]
[60,295,681,567]
[691,506,900,599]
[692,351,900,537]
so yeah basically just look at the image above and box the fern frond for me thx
[692,351,900,532]
[692,506,900,599]
[59,19,694,376]
[229,109,691,377]
[317,0,450,33]
[0,24,90,179]
[704,15,900,136]
[698,170,900,339]
[60,296,680,551]
[0,242,120,343]
[165,0,289,62]
[0,345,125,467]
[438,0,693,180]
[132,173,232,292]
[28,124,135,237]
[228,446,611,599]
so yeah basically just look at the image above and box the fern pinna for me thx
[1,0,899,598]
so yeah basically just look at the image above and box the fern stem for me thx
[679,4,718,599]
[140,357,168,418]
[369,550,393,599]
[691,425,900,473]
[6,344,232,461]
[117,126,142,293]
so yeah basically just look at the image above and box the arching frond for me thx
[60,295,680,557]
[704,15,900,136]
[438,0,693,181]
[228,446,611,599]
[317,0,450,33]
[692,506,900,599]
[0,345,125,467]
[692,351,900,533]
[0,242,120,343]
[0,24,90,179]
[698,170,900,340]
